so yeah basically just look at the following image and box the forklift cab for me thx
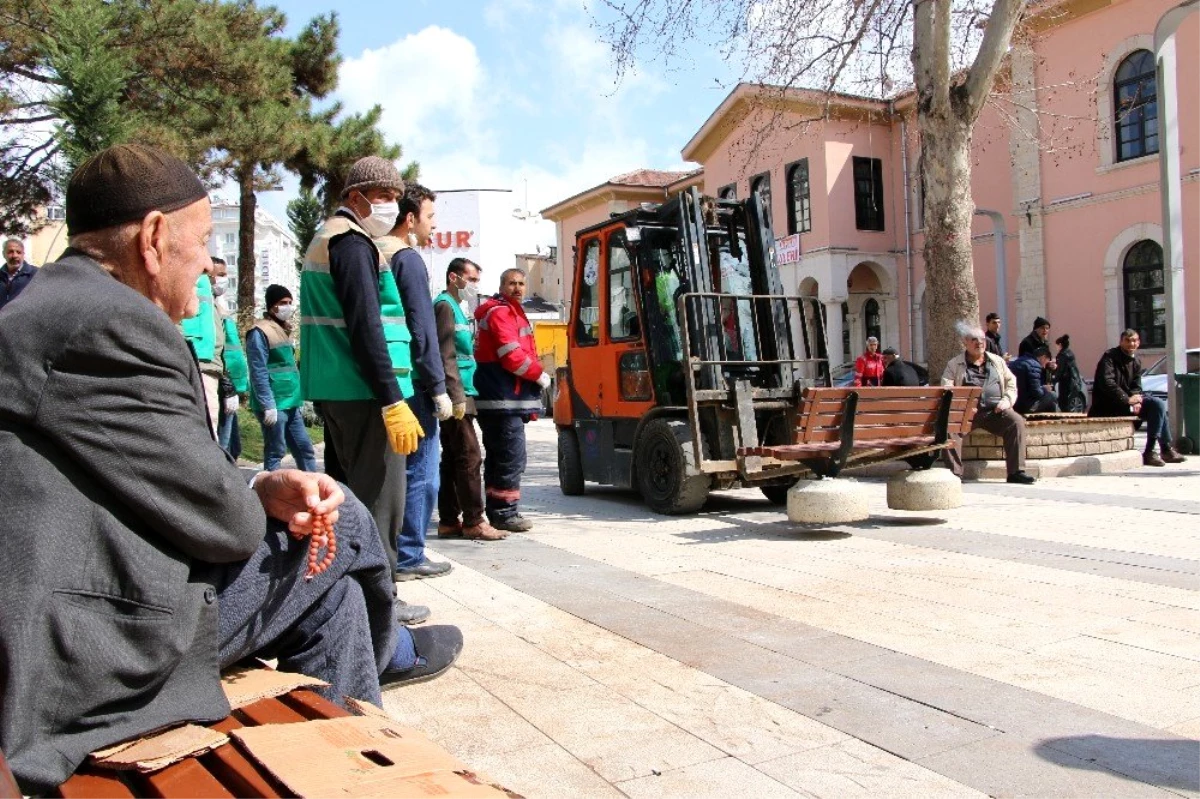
[555,188,829,511]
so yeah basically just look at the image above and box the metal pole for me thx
[1155,0,1198,441]
[974,209,1009,353]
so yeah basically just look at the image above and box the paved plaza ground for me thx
[375,420,1198,798]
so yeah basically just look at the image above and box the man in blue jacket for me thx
[1010,345,1058,415]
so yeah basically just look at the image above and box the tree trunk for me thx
[918,110,979,380]
[236,163,257,334]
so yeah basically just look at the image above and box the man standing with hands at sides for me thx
[434,258,506,541]
[298,156,433,624]
[474,268,550,532]
[247,284,317,472]
[375,183,454,581]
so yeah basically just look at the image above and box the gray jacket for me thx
[0,251,265,793]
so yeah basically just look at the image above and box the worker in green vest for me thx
[211,257,248,459]
[247,284,317,472]
[180,265,220,435]
[297,156,440,608]
[434,258,504,541]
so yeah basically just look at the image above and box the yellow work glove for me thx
[382,400,424,455]
[452,402,467,420]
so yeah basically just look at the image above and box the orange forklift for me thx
[553,188,831,513]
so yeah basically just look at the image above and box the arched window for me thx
[1123,240,1165,347]
[863,298,881,344]
[1114,50,1158,162]
[750,172,772,228]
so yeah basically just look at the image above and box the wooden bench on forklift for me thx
[740,386,982,476]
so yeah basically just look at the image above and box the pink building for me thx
[541,0,1198,374]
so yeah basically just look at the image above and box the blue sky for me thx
[252,0,740,247]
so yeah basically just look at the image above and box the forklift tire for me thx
[760,481,798,505]
[636,418,710,515]
[557,428,585,496]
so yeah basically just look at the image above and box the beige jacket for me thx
[941,350,1017,410]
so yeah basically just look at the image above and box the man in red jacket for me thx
[473,268,549,532]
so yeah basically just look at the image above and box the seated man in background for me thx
[0,145,461,795]
[1009,345,1059,415]
[1089,329,1186,467]
[941,323,1035,485]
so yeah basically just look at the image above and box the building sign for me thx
[431,231,474,250]
[776,233,801,265]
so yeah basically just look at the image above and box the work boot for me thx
[1161,447,1187,464]
[1006,471,1036,485]
[463,521,508,540]
[395,557,453,581]
[491,514,533,533]
[395,600,431,626]
[1143,451,1166,467]
[437,522,463,538]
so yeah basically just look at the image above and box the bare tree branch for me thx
[963,0,1028,120]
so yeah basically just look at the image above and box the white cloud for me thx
[337,26,494,163]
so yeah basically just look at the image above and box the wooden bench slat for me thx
[204,719,281,799]
[799,411,945,428]
[282,689,352,720]
[55,766,137,799]
[139,758,234,799]
[234,696,308,727]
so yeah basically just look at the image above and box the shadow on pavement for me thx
[1033,735,1200,792]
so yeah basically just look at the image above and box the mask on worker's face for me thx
[212,276,228,297]
[356,197,399,238]
[274,303,296,322]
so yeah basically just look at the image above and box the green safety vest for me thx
[222,316,249,393]
[299,216,413,401]
[180,276,216,362]
[248,317,303,412]
[434,291,477,397]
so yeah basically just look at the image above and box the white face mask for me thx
[358,200,399,237]
[212,277,228,297]
[274,304,296,322]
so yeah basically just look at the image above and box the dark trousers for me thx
[211,489,402,707]
[439,414,486,526]
[479,413,527,522]
[1139,395,1172,452]
[1021,392,1059,415]
[319,401,407,574]
[944,406,1027,477]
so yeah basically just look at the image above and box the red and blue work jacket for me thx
[473,294,544,416]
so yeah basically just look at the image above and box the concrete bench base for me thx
[887,469,963,511]
[788,478,870,524]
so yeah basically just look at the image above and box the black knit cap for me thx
[66,144,207,236]
[265,284,293,309]
[1034,316,1051,329]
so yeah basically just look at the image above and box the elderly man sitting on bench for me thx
[941,322,1036,485]
[0,145,462,795]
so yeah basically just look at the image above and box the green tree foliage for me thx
[287,187,322,270]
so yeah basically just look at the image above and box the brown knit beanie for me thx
[341,156,405,199]
[66,144,207,235]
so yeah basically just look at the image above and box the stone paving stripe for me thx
[963,482,1200,516]
[847,524,1200,591]
[437,537,1197,796]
